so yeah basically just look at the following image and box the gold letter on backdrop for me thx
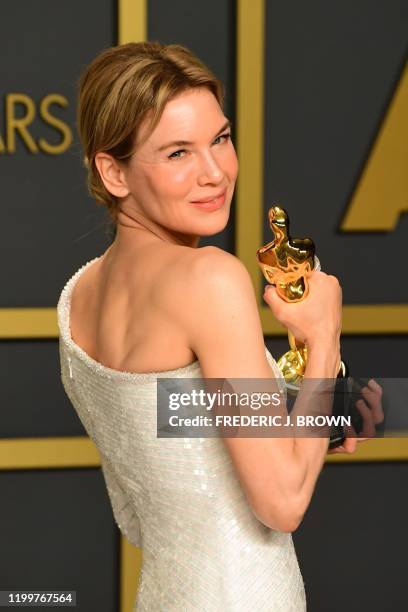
[6,93,38,153]
[341,63,408,231]
[38,94,73,155]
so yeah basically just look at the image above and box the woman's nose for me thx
[197,151,224,185]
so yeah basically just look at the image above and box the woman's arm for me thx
[172,246,344,532]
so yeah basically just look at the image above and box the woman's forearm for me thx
[280,341,341,525]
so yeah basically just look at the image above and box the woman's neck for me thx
[115,206,200,248]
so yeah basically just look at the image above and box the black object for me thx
[328,375,370,449]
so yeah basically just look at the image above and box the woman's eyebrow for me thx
[156,119,232,152]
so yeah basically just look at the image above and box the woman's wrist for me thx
[305,337,341,379]
[306,334,340,355]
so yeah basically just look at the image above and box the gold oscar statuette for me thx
[256,206,346,387]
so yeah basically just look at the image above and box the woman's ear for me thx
[94,152,130,198]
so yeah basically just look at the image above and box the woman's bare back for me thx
[69,239,200,373]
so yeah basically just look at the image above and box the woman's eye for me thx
[168,132,231,160]
[213,132,231,145]
[168,149,186,160]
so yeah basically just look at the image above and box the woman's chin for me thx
[192,209,230,236]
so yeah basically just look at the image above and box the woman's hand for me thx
[327,379,384,454]
[263,271,342,349]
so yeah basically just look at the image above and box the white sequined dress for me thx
[57,258,307,611]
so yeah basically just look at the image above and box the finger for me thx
[263,284,276,297]
[360,385,378,406]
[343,422,357,439]
[367,378,382,395]
[327,438,361,454]
[263,285,279,306]
[360,386,383,421]
[342,437,358,453]
[360,386,384,424]
[328,438,357,454]
[327,445,345,454]
[355,399,376,437]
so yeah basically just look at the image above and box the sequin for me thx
[57,258,306,611]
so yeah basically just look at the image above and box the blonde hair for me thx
[76,41,225,224]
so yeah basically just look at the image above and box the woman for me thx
[57,41,381,611]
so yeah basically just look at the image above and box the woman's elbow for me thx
[254,496,307,533]
[275,510,305,533]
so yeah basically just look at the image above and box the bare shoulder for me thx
[163,245,255,324]
[162,245,271,379]
[158,243,251,297]
[186,245,253,297]
[192,245,249,277]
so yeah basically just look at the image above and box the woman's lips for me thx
[189,189,227,211]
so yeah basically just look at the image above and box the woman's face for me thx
[120,87,238,238]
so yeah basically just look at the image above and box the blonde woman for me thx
[57,42,380,611]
